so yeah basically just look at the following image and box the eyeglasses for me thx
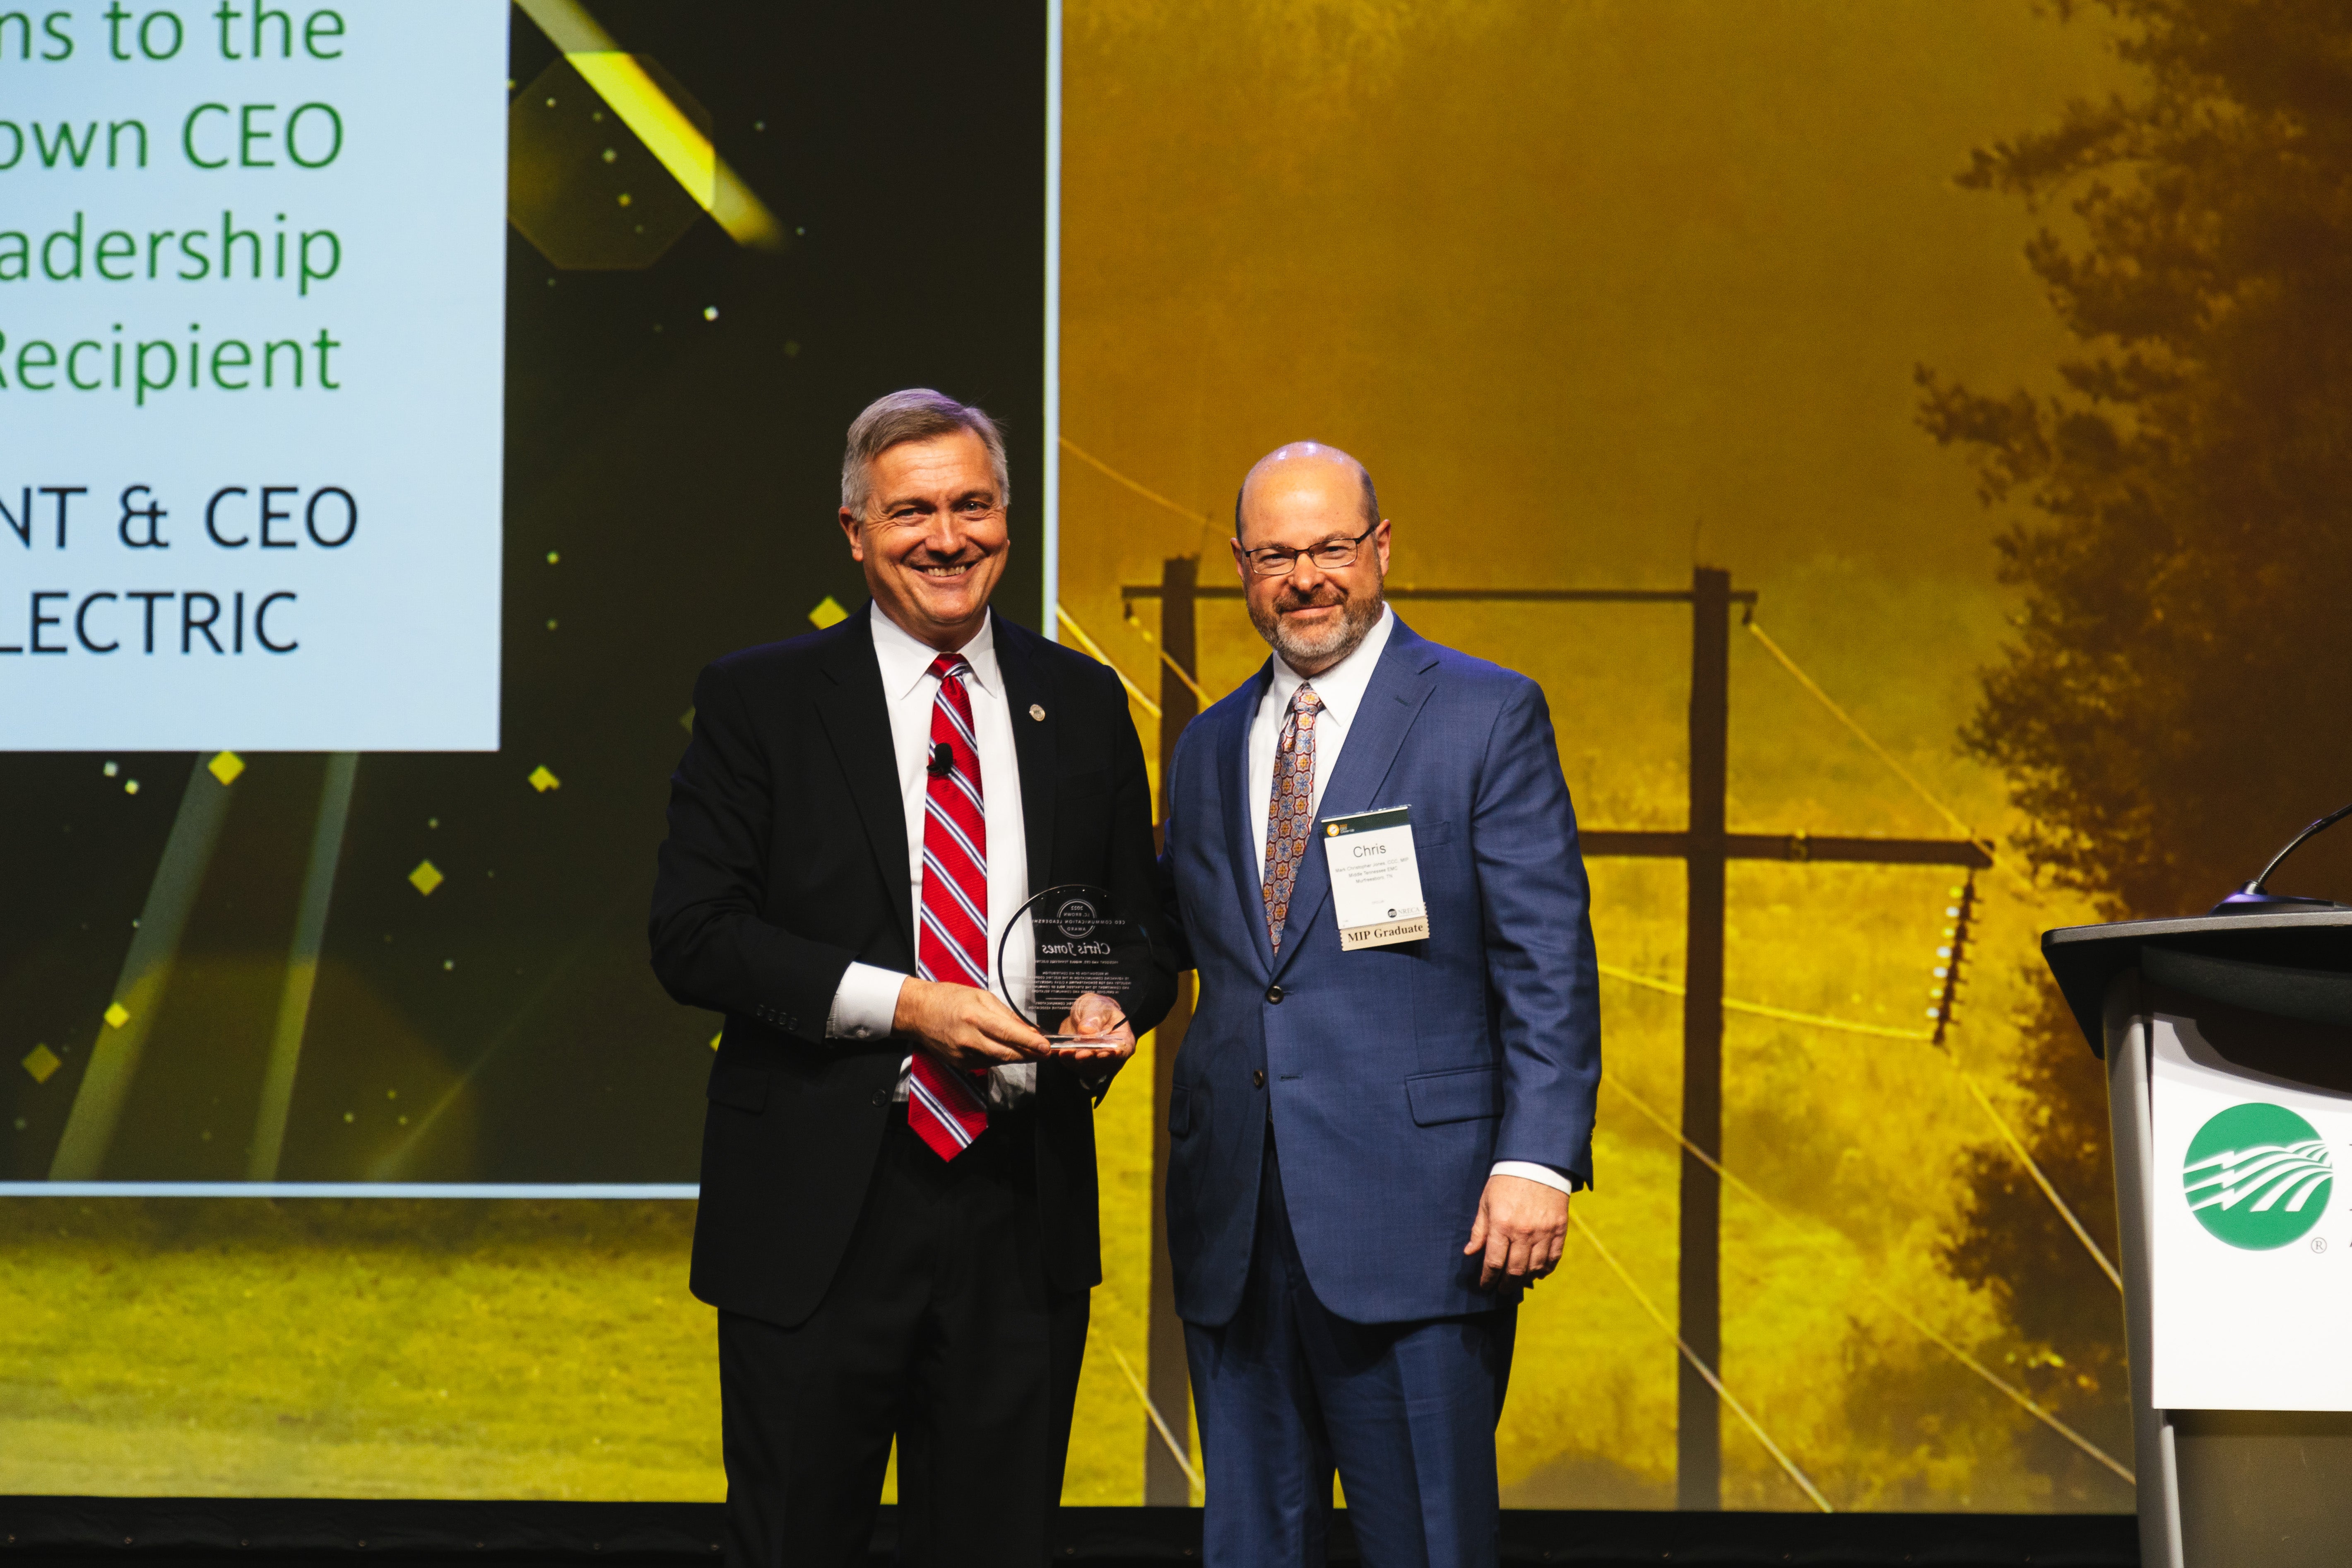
[1237,521,1378,576]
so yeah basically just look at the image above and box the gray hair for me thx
[840,388,1010,518]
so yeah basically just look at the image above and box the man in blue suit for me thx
[1159,442,1601,1568]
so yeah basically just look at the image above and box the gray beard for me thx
[1253,584,1384,673]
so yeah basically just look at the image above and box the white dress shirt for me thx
[825,607,1036,1106]
[1247,603,1571,1197]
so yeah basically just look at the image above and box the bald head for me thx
[1233,441,1379,546]
[1228,441,1391,676]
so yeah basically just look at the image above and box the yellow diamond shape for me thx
[207,750,246,785]
[409,860,445,896]
[529,765,561,792]
[21,1044,61,1084]
[103,1002,130,1029]
[808,594,849,629]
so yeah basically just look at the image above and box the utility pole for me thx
[1677,566,1730,1510]
[1119,566,1988,1512]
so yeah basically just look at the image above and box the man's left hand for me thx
[1049,991,1136,1066]
[1464,1173,1568,1289]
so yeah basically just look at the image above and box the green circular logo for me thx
[2182,1102,2334,1250]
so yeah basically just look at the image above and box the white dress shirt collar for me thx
[837,600,1033,1105]
[1265,602,1395,723]
[1248,602,1399,872]
[869,602,1000,703]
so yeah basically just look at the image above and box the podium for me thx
[2046,909,2352,1568]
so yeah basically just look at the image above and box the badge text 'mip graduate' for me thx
[1158,442,1602,1568]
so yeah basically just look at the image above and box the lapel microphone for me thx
[927,741,955,779]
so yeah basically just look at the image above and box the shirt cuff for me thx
[826,963,908,1041]
[1490,1160,1574,1195]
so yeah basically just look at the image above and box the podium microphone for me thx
[927,742,955,779]
[2212,799,2352,914]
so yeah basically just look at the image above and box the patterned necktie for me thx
[908,653,992,1161]
[1263,683,1323,952]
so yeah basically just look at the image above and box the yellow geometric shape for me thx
[507,54,707,270]
[207,750,245,785]
[124,779,139,795]
[103,1002,130,1029]
[409,860,445,896]
[710,1030,722,1051]
[809,595,849,630]
[529,766,561,793]
[567,52,716,206]
[21,1044,61,1084]
[679,707,696,732]
[511,0,786,250]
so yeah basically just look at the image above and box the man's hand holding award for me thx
[1001,884,1155,1064]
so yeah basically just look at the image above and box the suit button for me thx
[1266,984,1284,1004]
[1252,1069,1266,1089]
[871,1090,892,1107]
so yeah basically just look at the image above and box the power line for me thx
[1065,434,2109,1485]
[1061,434,1222,536]
[1947,1062,2123,1293]
[1741,619,2043,906]
[1599,1072,2135,1485]
[1599,960,1933,1042]
[1100,1332,1201,1492]
[1121,601,1215,707]
[1596,961,2121,1294]
[1054,605,1162,719]
[1570,1211,1834,1512]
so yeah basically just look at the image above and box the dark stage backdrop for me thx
[3,0,1048,1189]
[0,0,1050,1502]
[19,0,2337,1519]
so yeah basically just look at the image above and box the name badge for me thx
[1320,806,1429,950]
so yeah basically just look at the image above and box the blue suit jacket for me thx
[1160,617,1601,1327]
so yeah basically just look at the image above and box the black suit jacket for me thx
[649,603,1177,1329]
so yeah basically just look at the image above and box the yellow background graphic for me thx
[2,0,2161,1512]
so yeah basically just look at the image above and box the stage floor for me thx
[0,1499,2138,1566]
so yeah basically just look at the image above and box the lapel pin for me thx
[1029,703,1046,722]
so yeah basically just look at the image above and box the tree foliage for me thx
[1938,978,2134,1508]
[1920,0,2352,919]
[1920,1,2352,1500]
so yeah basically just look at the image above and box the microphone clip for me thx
[927,741,955,780]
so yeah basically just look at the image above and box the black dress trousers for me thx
[717,1102,1088,1568]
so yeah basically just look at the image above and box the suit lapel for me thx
[813,605,916,960]
[993,616,1057,896]
[1222,660,1277,977]
[1270,618,1441,981]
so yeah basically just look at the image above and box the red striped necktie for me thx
[907,653,994,1161]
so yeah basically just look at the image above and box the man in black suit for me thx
[650,389,1175,1567]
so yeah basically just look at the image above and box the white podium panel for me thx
[2148,1010,2352,1409]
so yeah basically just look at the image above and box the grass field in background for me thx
[0,836,2118,1511]
[0,1042,1163,1505]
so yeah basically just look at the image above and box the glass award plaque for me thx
[1000,884,1155,1047]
